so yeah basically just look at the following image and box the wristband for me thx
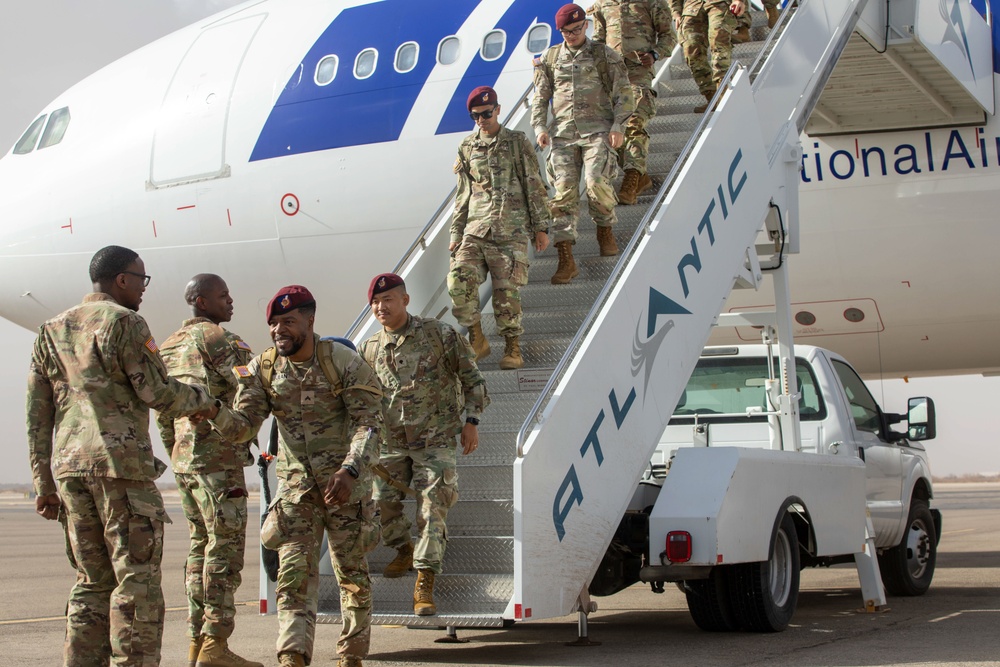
[342,464,360,479]
[465,416,480,426]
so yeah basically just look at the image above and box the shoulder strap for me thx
[260,347,278,391]
[319,339,383,399]
[590,41,614,100]
[422,320,447,363]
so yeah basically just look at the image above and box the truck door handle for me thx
[858,447,865,462]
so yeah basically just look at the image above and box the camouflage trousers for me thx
[622,65,658,174]
[448,235,530,338]
[547,133,621,244]
[738,0,779,30]
[176,469,248,640]
[58,477,168,667]
[375,443,459,574]
[268,485,379,663]
[681,3,739,95]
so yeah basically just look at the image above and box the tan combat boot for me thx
[767,5,780,28]
[196,636,264,667]
[188,636,204,667]
[499,336,523,370]
[337,657,363,667]
[277,653,306,667]
[596,226,619,256]
[732,25,751,43]
[694,90,717,114]
[635,172,653,198]
[414,569,437,616]
[383,542,414,578]
[467,321,491,361]
[550,241,579,284]
[617,168,641,205]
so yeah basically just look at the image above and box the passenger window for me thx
[481,30,506,61]
[13,115,47,155]
[527,24,551,53]
[38,107,71,149]
[831,360,882,435]
[315,55,339,86]
[354,48,377,79]
[438,36,461,65]
[395,42,418,73]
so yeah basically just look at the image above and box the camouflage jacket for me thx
[591,0,677,67]
[452,126,551,244]
[156,317,256,474]
[531,38,634,140]
[26,293,214,497]
[211,335,383,504]
[359,316,489,448]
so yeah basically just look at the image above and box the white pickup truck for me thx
[589,344,940,632]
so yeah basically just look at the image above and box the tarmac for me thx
[1,482,997,667]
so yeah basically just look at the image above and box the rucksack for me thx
[539,40,616,102]
[258,338,382,400]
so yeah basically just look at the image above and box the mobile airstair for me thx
[294,0,993,632]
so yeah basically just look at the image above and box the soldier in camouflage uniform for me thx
[449,85,551,370]
[360,273,489,617]
[206,286,383,667]
[671,0,747,112]
[532,3,635,283]
[26,245,215,667]
[156,274,260,667]
[734,0,780,43]
[590,0,676,204]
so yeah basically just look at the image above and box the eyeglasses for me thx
[469,106,497,121]
[560,23,587,36]
[121,271,151,286]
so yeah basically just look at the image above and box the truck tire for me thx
[728,511,800,632]
[684,566,739,631]
[878,498,936,596]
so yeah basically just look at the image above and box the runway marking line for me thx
[929,609,1000,623]
[942,528,976,536]
[0,601,257,626]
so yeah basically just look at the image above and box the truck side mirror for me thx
[906,396,936,441]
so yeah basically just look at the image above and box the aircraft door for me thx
[149,14,265,188]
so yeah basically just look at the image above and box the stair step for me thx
[368,536,514,575]
[319,572,513,618]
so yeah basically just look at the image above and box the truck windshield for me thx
[672,356,825,421]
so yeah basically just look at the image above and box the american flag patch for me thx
[236,340,252,351]
[233,365,253,378]
[144,337,158,353]
[533,55,543,67]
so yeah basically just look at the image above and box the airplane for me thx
[0,0,998,382]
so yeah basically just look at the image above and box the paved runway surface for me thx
[1,483,997,666]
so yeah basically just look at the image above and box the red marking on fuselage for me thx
[854,138,859,159]
[227,209,233,226]
[61,218,73,234]
[902,280,910,287]
[152,220,158,238]
[177,205,195,211]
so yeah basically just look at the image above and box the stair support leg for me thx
[565,590,601,646]
[854,511,888,612]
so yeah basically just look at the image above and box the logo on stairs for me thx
[631,287,690,398]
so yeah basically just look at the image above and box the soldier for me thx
[359,273,489,617]
[532,3,635,283]
[449,85,551,370]
[156,274,260,667]
[734,1,780,43]
[205,285,383,667]
[26,245,215,667]
[590,0,676,205]
[671,0,747,113]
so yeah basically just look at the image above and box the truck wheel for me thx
[878,498,936,596]
[728,512,800,632]
[684,566,738,631]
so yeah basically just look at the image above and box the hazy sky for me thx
[1,0,998,487]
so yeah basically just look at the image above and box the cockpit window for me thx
[13,114,47,155]
[354,48,377,79]
[481,30,506,61]
[527,24,551,53]
[38,107,71,150]
[438,36,461,65]
[395,42,418,73]
[315,55,339,86]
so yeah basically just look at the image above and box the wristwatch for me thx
[466,416,480,426]
[342,464,360,479]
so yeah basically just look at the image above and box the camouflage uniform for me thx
[360,316,489,574]
[671,0,740,96]
[211,337,382,665]
[155,318,255,643]
[531,39,634,243]
[26,292,213,667]
[738,0,779,33]
[591,0,676,175]
[449,126,551,337]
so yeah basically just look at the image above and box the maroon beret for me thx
[555,4,586,29]
[368,273,405,303]
[467,85,498,111]
[266,285,315,323]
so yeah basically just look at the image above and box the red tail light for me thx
[666,531,692,563]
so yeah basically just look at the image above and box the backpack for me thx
[258,338,382,400]
[539,40,616,102]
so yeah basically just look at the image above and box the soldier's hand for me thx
[461,423,479,455]
[639,51,655,68]
[35,493,60,521]
[608,131,624,150]
[324,469,355,506]
[537,132,551,148]
[534,231,550,253]
[449,241,459,253]
[730,0,746,16]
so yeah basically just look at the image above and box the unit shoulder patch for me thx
[233,365,254,379]
[235,339,252,351]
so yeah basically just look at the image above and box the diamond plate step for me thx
[479,309,589,338]
[368,536,514,575]
[319,573,513,617]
